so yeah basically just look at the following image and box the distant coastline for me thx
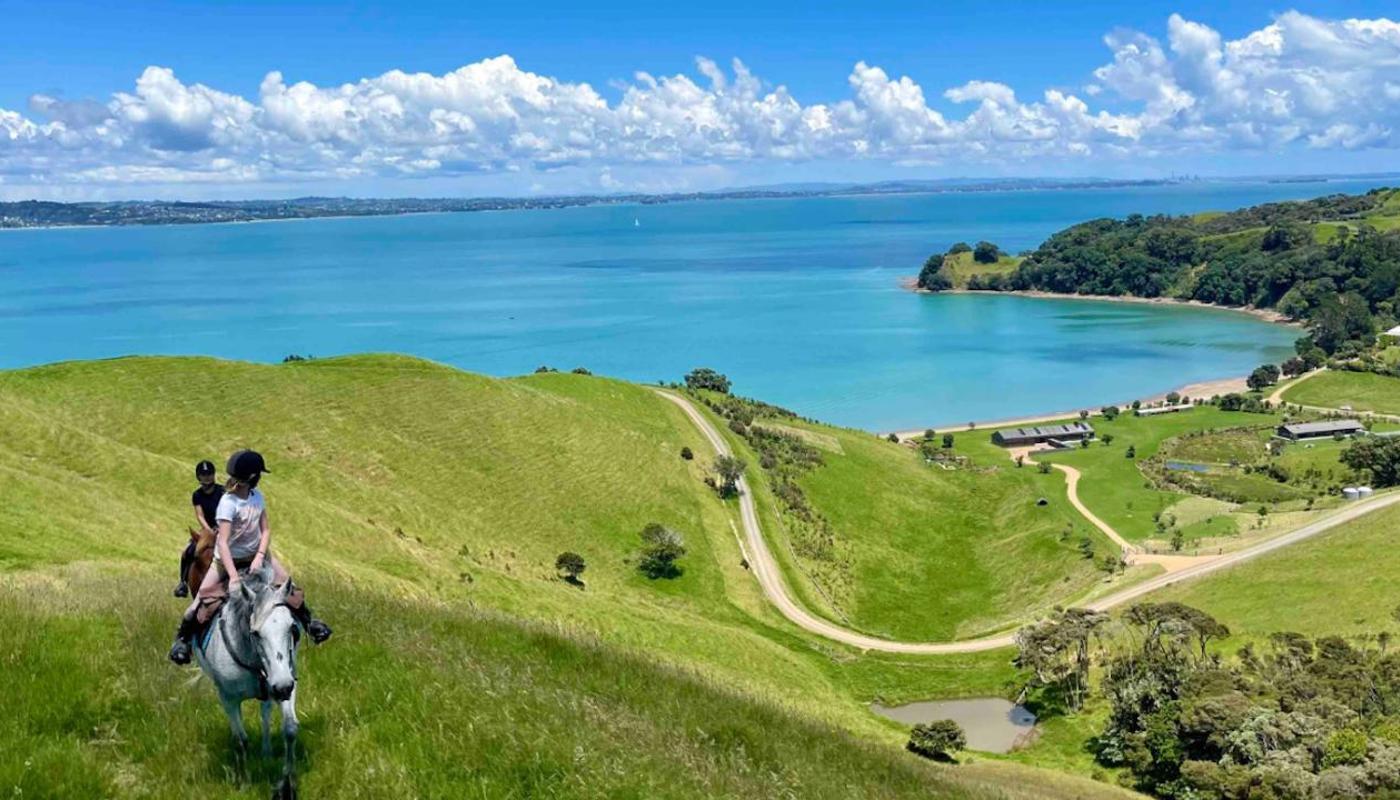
[0,177,1216,230]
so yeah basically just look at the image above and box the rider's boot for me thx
[173,581,189,598]
[290,603,332,644]
[168,614,200,664]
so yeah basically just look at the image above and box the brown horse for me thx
[185,527,217,595]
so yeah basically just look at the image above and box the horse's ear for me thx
[239,581,255,604]
[279,580,292,601]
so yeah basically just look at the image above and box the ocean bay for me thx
[3,180,1376,430]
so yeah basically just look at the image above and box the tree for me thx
[1102,405,1121,420]
[916,255,953,291]
[1341,437,1400,487]
[1219,393,1246,411]
[713,455,747,496]
[684,368,731,394]
[1079,409,1090,420]
[570,366,592,375]
[680,446,694,460]
[942,432,955,449]
[1102,433,1115,446]
[1246,364,1281,391]
[947,241,972,255]
[1126,445,1137,459]
[1281,356,1307,377]
[1310,292,1376,354]
[907,720,966,761]
[973,240,1001,264]
[638,523,686,578]
[555,551,586,584]
[1166,391,1182,405]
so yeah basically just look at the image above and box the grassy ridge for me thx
[1,563,1066,800]
[0,354,1148,798]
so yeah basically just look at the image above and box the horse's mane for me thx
[222,566,277,645]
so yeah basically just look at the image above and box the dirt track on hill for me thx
[658,389,1400,654]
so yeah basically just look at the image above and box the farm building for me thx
[1137,404,1194,417]
[1382,324,1400,345]
[1276,419,1365,441]
[992,422,1094,448]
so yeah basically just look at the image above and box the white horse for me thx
[195,567,302,798]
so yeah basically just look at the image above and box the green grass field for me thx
[1159,500,1400,644]
[1029,407,1276,541]
[747,418,1115,641]
[0,355,1143,798]
[1282,370,1400,415]
[941,251,1023,288]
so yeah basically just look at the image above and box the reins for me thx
[215,599,296,702]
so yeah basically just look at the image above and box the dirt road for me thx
[658,389,1400,654]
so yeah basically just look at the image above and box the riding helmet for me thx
[195,459,216,477]
[226,449,271,483]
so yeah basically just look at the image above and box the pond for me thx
[1165,461,1211,473]
[870,697,1037,753]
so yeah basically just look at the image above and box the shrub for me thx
[680,446,694,461]
[555,551,586,584]
[570,366,592,375]
[947,242,972,254]
[906,720,966,761]
[684,368,731,394]
[713,455,747,497]
[942,433,955,449]
[637,523,686,579]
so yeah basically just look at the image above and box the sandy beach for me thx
[901,278,1299,326]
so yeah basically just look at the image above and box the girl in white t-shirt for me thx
[169,450,332,665]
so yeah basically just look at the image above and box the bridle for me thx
[218,598,299,701]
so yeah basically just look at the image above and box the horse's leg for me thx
[220,692,248,771]
[261,700,274,758]
[274,688,300,798]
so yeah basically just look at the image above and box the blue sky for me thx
[2,1,1400,198]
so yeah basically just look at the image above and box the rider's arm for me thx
[218,519,241,586]
[249,508,271,572]
[193,503,213,534]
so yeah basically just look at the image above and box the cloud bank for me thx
[3,10,1400,193]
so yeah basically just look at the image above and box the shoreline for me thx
[890,373,1252,440]
[901,278,1298,326]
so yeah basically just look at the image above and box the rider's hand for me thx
[249,556,264,573]
[227,574,242,590]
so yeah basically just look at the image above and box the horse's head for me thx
[240,569,299,702]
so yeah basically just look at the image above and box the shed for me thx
[1276,419,1365,440]
[992,422,1095,448]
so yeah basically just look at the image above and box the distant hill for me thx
[919,187,1400,359]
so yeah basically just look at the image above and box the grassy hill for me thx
[0,355,1139,798]
[723,415,1116,641]
[1281,370,1400,415]
[939,250,1024,289]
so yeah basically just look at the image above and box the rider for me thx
[168,449,332,665]
[175,460,224,597]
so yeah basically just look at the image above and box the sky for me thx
[2,1,1400,200]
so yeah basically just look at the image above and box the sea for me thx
[3,178,1389,431]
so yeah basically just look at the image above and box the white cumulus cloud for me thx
[3,10,1400,193]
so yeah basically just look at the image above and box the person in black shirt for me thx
[175,460,225,597]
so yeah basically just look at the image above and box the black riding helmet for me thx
[226,449,271,487]
[195,459,216,477]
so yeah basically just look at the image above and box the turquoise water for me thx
[2,180,1379,430]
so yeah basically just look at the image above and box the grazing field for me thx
[1028,407,1275,541]
[2,563,1128,800]
[0,355,1152,798]
[1158,500,1400,643]
[940,250,1023,287]
[741,417,1117,641]
[1281,370,1400,415]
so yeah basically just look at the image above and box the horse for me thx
[195,566,302,798]
[184,526,216,596]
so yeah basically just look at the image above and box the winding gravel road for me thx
[658,389,1400,654]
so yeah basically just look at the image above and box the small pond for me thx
[1165,460,1211,473]
[870,698,1037,753]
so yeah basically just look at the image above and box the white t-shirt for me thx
[215,488,266,561]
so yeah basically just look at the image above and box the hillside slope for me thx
[0,355,1140,798]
